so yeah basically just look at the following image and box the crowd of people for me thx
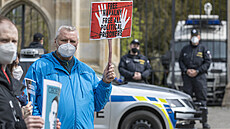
[0,14,211,129]
[0,15,115,129]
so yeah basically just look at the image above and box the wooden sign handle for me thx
[108,39,112,67]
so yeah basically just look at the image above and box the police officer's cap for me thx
[131,39,140,45]
[191,29,199,36]
[33,33,44,41]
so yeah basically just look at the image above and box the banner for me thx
[42,79,62,129]
[90,1,133,40]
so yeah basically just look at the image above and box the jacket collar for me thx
[127,51,140,58]
[41,52,79,73]
[0,64,13,91]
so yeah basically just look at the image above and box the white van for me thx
[167,5,227,105]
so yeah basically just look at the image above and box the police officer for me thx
[118,39,152,83]
[179,29,211,129]
[28,33,47,53]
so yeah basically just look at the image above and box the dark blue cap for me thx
[191,29,199,36]
[33,33,44,41]
[131,39,140,45]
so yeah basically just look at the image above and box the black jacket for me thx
[118,52,152,82]
[28,41,47,53]
[28,41,44,49]
[179,43,211,75]
[0,65,27,129]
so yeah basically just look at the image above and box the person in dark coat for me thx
[0,16,46,129]
[7,54,27,106]
[28,33,44,48]
[28,33,47,53]
[179,29,211,129]
[119,39,152,83]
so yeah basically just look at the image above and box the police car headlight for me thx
[166,99,184,108]
[182,99,195,109]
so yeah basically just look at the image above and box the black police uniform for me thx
[118,51,152,83]
[179,40,211,128]
[179,42,211,106]
[180,29,211,129]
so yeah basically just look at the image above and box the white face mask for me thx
[0,42,17,64]
[57,43,76,57]
[12,65,23,80]
[191,36,199,45]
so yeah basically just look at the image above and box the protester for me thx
[0,15,45,129]
[7,54,27,106]
[24,25,115,128]
[179,29,211,129]
[7,54,23,81]
[118,39,152,83]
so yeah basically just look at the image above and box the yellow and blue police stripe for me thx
[111,95,176,129]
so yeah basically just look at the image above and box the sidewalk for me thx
[195,107,230,129]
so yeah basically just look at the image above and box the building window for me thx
[5,4,49,52]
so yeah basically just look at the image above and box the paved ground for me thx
[195,106,230,129]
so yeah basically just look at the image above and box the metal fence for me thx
[120,0,227,105]
[5,4,49,52]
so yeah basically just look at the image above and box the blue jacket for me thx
[24,52,112,129]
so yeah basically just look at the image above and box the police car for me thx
[19,48,44,82]
[94,74,204,129]
[19,48,202,129]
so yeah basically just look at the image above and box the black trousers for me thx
[182,74,207,106]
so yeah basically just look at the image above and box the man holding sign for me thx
[25,25,115,129]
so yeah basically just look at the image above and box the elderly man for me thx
[25,25,115,129]
[0,16,47,129]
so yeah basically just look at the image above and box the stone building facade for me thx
[0,0,120,74]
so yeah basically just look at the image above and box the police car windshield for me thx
[175,41,226,61]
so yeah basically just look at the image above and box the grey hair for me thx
[55,25,79,39]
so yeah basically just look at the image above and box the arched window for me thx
[5,4,49,52]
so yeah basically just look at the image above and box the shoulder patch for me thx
[126,60,130,64]
[139,59,145,64]
[196,52,203,58]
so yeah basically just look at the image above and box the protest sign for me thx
[24,78,36,106]
[90,1,133,40]
[42,79,62,129]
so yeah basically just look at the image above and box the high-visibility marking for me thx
[161,109,174,129]
[159,98,167,103]
[135,96,148,101]
[110,95,175,128]
[153,103,163,108]
[147,97,158,102]
[111,95,136,102]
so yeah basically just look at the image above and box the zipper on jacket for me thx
[191,48,194,63]
[9,100,19,122]
[68,74,77,128]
